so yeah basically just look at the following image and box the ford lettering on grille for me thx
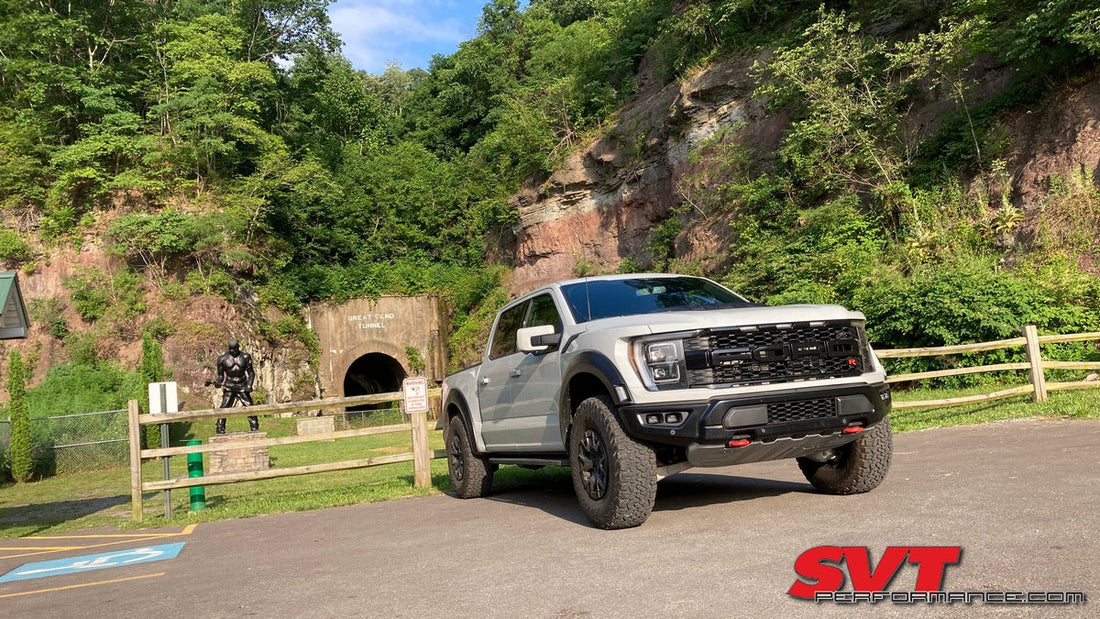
[684,322,867,388]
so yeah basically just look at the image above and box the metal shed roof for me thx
[0,271,30,339]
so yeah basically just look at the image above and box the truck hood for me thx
[582,304,865,334]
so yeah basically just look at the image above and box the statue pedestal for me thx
[209,432,269,474]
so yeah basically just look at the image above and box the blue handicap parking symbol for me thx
[0,542,185,583]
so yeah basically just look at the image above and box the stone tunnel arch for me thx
[306,295,448,403]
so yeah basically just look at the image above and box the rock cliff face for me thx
[502,55,771,293]
[500,55,1100,296]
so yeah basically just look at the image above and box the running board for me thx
[488,456,570,467]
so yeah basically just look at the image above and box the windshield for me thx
[561,277,753,323]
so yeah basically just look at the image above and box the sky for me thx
[326,1,490,74]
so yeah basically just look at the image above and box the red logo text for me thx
[789,546,962,600]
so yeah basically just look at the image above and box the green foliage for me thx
[66,270,111,321]
[139,331,171,449]
[858,258,1094,349]
[647,217,681,270]
[617,256,643,273]
[64,330,104,366]
[185,268,236,300]
[1036,165,1100,255]
[144,316,176,341]
[405,347,427,376]
[449,284,510,372]
[109,208,201,278]
[28,297,69,340]
[7,350,33,482]
[2,0,1100,397]
[64,267,145,323]
[0,228,32,262]
[757,7,912,192]
[255,313,320,365]
[25,361,143,420]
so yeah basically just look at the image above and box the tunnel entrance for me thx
[343,352,407,416]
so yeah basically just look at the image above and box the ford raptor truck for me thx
[441,274,892,529]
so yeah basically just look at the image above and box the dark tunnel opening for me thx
[343,352,407,414]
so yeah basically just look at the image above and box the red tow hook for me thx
[843,425,865,434]
[727,439,751,448]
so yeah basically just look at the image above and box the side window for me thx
[489,302,527,359]
[524,294,562,333]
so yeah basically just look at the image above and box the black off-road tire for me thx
[446,415,494,498]
[569,395,657,529]
[797,417,893,494]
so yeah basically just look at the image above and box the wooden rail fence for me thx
[127,326,1097,519]
[877,326,1100,410]
[128,389,441,522]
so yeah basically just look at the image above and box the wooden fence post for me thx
[409,410,432,488]
[128,399,144,522]
[1023,324,1048,403]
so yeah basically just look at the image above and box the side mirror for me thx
[517,325,561,353]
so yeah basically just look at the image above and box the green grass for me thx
[891,384,1100,431]
[2,387,1097,538]
[0,414,452,538]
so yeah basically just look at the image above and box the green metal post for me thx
[187,439,206,511]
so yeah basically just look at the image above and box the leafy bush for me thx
[66,270,111,321]
[28,297,69,339]
[26,362,143,419]
[65,267,145,323]
[0,228,32,262]
[855,258,1099,386]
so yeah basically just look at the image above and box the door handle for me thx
[510,369,523,377]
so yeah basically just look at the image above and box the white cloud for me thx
[328,1,483,74]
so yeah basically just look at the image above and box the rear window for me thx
[561,277,753,323]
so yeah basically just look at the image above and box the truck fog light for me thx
[646,414,661,425]
[664,413,681,424]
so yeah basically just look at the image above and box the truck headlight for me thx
[633,339,688,390]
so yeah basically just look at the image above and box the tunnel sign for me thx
[402,377,429,414]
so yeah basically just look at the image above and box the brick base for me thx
[208,432,269,474]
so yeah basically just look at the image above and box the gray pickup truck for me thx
[441,274,892,528]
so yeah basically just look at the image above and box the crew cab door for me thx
[477,301,527,449]
[477,293,566,452]
[507,294,565,451]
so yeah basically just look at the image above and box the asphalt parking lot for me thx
[2,417,1097,617]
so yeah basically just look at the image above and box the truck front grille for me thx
[684,322,867,388]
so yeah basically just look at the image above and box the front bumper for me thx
[617,382,891,464]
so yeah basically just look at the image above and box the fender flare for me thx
[442,388,482,454]
[559,351,629,443]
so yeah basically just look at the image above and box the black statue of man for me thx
[212,339,257,434]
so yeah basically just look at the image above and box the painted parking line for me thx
[0,542,185,583]
[0,572,165,599]
[0,524,197,560]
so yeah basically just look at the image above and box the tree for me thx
[757,8,911,192]
[7,350,33,482]
[139,331,171,449]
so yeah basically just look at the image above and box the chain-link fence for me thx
[333,405,405,430]
[0,409,129,475]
